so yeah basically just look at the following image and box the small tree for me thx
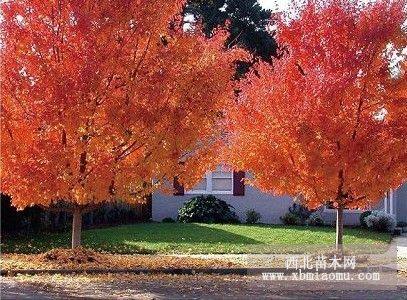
[227,0,406,251]
[0,0,242,248]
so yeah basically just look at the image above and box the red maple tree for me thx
[226,0,406,249]
[0,0,243,247]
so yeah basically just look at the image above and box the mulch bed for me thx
[1,247,238,272]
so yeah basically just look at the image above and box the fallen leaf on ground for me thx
[1,248,240,271]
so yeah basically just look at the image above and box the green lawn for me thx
[2,223,391,254]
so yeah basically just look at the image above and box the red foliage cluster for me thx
[226,0,406,209]
[0,0,244,209]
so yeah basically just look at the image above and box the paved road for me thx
[2,274,407,299]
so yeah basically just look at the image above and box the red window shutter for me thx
[233,171,245,196]
[173,176,184,196]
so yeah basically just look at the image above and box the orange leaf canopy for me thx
[0,0,243,208]
[227,0,407,209]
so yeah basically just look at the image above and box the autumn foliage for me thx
[0,0,242,209]
[0,0,245,248]
[226,0,406,244]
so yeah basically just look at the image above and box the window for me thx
[186,166,233,195]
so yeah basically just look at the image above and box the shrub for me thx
[365,210,396,233]
[245,209,261,224]
[282,203,312,225]
[280,212,301,225]
[397,221,407,228]
[162,217,176,223]
[177,195,240,224]
[306,212,325,226]
[359,210,372,228]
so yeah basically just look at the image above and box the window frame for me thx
[185,170,234,195]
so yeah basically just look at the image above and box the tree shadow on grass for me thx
[85,223,263,254]
[2,223,390,255]
[2,223,262,254]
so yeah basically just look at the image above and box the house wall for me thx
[152,183,407,225]
[395,183,407,223]
[152,185,293,224]
[152,188,364,225]
[321,198,387,227]
[320,209,361,226]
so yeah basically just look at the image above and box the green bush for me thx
[280,212,301,225]
[162,217,176,223]
[306,212,325,226]
[397,221,407,228]
[245,209,261,224]
[177,195,240,224]
[281,203,312,225]
[365,210,396,233]
[359,210,372,228]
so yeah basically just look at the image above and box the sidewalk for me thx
[395,233,407,259]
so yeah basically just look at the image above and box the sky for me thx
[259,0,291,11]
[258,0,379,11]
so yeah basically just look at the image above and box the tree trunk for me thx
[336,206,344,253]
[72,208,82,249]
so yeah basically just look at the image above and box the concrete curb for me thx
[0,268,260,277]
[1,266,396,277]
